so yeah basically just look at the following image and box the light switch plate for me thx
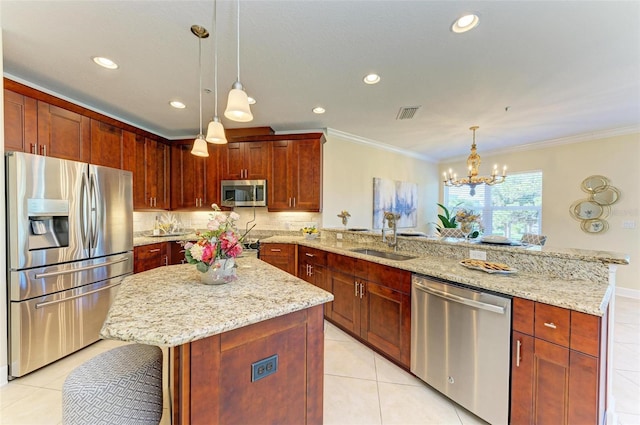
[469,250,487,260]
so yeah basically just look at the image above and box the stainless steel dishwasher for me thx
[411,274,511,425]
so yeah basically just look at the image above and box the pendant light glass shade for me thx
[206,117,227,144]
[191,135,209,157]
[225,81,253,122]
[225,0,253,122]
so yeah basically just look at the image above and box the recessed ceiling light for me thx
[247,96,256,105]
[451,14,479,33]
[363,73,381,85]
[92,56,119,69]
[170,101,186,109]
[312,107,326,114]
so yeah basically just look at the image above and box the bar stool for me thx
[62,343,163,425]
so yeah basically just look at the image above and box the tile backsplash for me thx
[134,208,322,236]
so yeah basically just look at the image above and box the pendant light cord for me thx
[236,0,240,82]
[214,0,219,117]
[198,34,203,136]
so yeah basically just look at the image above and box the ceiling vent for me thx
[396,106,421,120]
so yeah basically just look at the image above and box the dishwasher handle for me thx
[414,282,506,314]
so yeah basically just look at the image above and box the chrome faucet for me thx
[382,211,400,251]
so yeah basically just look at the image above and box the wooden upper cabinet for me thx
[131,136,169,210]
[37,101,91,162]
[268,135,323,212]
[170,140,221,210]
[148,138,170,210]
[90,119,123,168]
[4,89,37,153]
[220,141,268,180]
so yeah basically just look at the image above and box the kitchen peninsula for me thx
[100,257,333,425]
[260,229,629,425]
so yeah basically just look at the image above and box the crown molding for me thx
[326,128,437,163]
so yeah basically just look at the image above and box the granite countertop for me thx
[262,236,613,316]
[100,256,334,347]
[134,232,199,246]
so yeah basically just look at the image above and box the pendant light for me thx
[191,25,210,157]
[224,0,253,122]
[205,0,228,144]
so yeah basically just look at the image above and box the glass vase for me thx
[200,258,237,285]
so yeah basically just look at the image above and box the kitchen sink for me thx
[350,248,416,261]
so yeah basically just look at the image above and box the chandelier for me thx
[443,126,506,196]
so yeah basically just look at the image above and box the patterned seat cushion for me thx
[62,344,163,425]
[439,228,465,238]
[521,233,547,246]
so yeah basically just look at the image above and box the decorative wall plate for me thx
[571,200,608,220]
[590,187,620,206]
[581,219,609,234]
[581,175,609,193]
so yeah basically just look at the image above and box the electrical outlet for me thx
[251,354,278,382]
[336,233,343,240]
[469,250,487,260]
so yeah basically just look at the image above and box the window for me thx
[444,171,543,239]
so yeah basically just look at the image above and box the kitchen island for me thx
[100,257,333,425]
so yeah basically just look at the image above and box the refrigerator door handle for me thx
[89,172,99,251]
[80,172,90,250]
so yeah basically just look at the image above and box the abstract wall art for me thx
[372,177,417,229]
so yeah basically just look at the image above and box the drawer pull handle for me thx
[149,249,161,253]
[543,322,557,329]
[305,253,314,257]
[270,249,282,252]
[354,281,358,297]
[516,339,522,367]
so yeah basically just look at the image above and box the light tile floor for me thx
[0,295,638,425]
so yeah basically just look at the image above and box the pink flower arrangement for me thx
[183,204,245,273]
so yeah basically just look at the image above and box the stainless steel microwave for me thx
[221,180,267,207]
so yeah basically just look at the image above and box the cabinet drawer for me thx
[299,246,327,266]
[260,243,293,257]
[135,243,164,260]
[367,262,411,294]
[328,252,355,275]
[535,303,570,347]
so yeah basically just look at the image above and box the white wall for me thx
[1,5,9,385]
[440,132,640,292]
[321,131,440,232]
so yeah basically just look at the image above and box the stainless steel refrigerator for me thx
[5,151,133,378]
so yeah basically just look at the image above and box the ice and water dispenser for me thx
[27,198,70,250]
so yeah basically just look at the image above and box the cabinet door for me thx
[204,144,222,207]
[37,101,90,161]
[568,351,599,425]
[132,134,148,209]
[329,270,360,334]
[169,241,189,265]
[146,138,169,209]
[292,138,322,211]
[221,142,244,179]
[90,119,123,169]
[244,141,268,179]
[269,140,292,210]
[170,143,204,209]
[533,339,570,425]
[511,331,534,425]
[361,280,410,366]
[4,89,37,153]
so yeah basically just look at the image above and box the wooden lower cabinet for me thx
[171,305,324,425]
[298,246,331,318]
[510,298,605,425]
[259,243,296,275]
[327,253,411,368]
[134,243,169,273]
